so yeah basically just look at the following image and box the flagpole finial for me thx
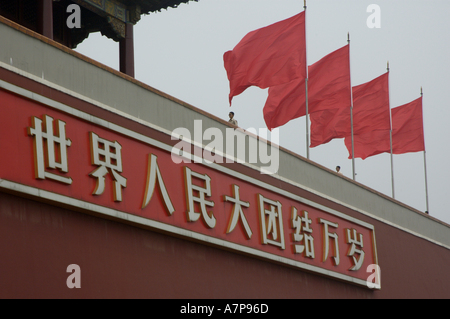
[347,32,350,43]
[421,86,423,96]
[304,0,307,9]
[387,61,389,72]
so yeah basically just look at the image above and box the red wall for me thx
[1,191,449,299]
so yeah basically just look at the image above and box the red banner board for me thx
[0,86,379,288]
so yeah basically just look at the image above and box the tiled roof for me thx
[130,0,199,14]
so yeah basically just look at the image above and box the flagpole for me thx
[421,87,430,213]
[348,32,356,180]
[387,61,395,198]
[304,0,310,159]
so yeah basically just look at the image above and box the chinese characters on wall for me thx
[24,113,371,275]
[0,86,380,286]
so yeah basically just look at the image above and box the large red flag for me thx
[310,72,390,147]
[392,96,425,154]
[344,96,424,159]
[352,72,390,135]
[263,44,350,130]
[224,12,306,105]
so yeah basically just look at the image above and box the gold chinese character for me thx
[89,132,127,201]
[257,194,285,249]
[291,208,315,258]
[224,184,252,239]
[346,228,365,271]
[142,154,175,215]
[184,167,216,228]
[27,115,72,184]
[319,218,340,266]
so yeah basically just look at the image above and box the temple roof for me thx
[129,0,199,13]
[69,0,200,47]
[0,0,199,51]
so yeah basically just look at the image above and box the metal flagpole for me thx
[387,61,395,198]
[304,0,310,159]
[421,87,430,213]
[348,33,356,180]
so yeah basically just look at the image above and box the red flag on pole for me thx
[263,44,350,130]
[224,12,306,105]
[392,96,425,154]
[310,72,390,147]
[344,96,424,159]
[263,77,306,131]
[352,72,390,135]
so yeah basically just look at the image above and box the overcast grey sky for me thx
[76,0,450,225]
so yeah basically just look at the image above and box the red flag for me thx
[352,72,390,135]
[263,77,306,130]
[310,107,351,147]
[344,130,390,159]
[310,72,390,147]
[392,96,425,154]
[344,96,424,159]
[263,44,350,130]
[224,12,306,105]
